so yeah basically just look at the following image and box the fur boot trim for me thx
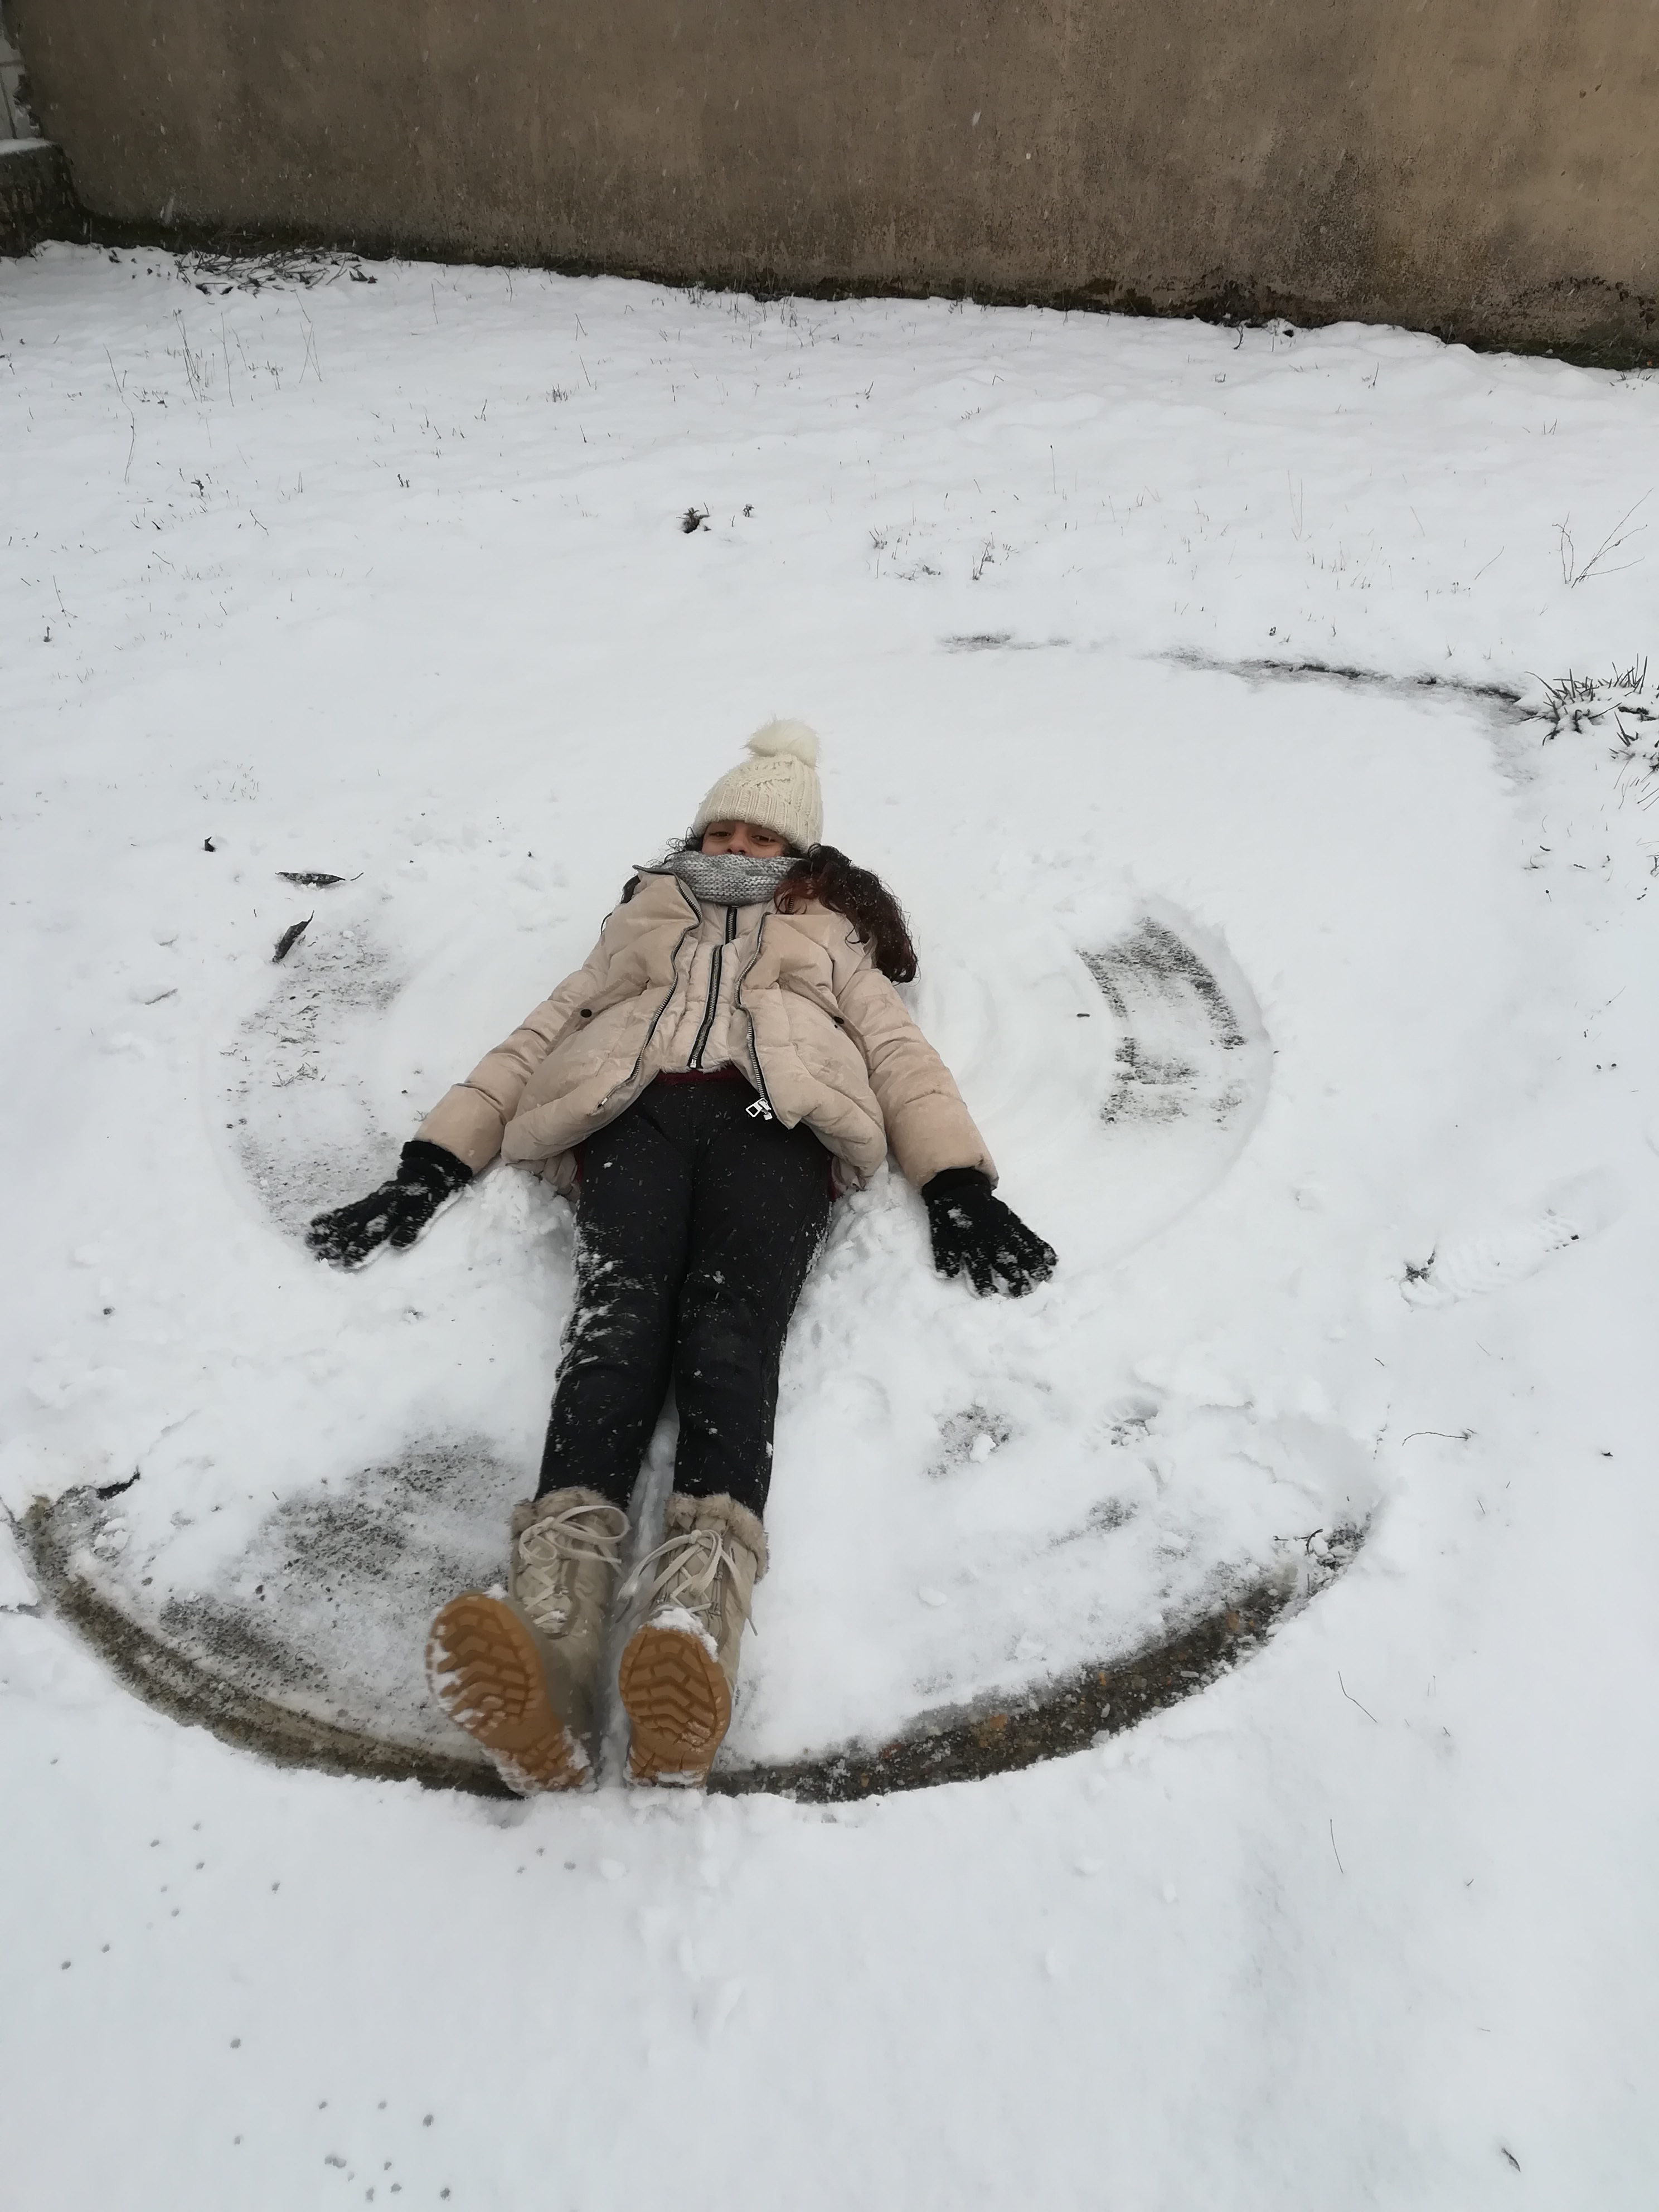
[664,1491,769,1579]
[511,1487,627,1540]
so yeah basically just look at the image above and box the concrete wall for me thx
[1,13,37,142]
[8,0,1657,358]
[1,12,79,264]
[2,10,81,257]
[0,142,62,253]
[0,140,77,256]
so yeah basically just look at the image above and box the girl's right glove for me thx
[923,1168,1057,1298]
[307,1140,473,1268]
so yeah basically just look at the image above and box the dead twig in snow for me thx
[106,346,137,482]
[1338,1672,1379,1724]
[1556,492,1649,586]
[173,311,207,402]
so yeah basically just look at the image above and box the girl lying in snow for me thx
[308,722,1055,1791]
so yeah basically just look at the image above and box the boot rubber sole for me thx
[426,1593,586,1794]
[618,1622,731,1786]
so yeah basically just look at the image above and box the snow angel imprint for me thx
[308,721,1056,1793]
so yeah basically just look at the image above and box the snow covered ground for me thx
[3,246,1657,2206]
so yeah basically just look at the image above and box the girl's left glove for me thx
[923,1168,1056,1297]
[307,1140,473,1268]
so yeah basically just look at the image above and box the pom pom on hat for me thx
[744,719,819,768]
[691,719,824,852]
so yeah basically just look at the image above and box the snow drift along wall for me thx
[7,0,1656,360]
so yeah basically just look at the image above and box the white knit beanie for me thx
[690,720,823,853]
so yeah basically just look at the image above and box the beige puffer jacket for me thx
[416,870,995,1195]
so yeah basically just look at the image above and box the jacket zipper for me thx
[596,883,701,1109]
[734,916,778,1119]
[689,904,739,1069]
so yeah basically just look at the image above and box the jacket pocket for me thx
[518,1002,643,1112]
[778,972,848,1029]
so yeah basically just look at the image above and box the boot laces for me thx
[621,1526,753,1631]
[517,1498,628,1629]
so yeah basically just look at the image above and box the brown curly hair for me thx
[777,844,918,983]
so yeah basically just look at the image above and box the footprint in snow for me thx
[1401,1172,1619,1308]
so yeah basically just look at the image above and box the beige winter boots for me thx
[426,1487,764,1793]
[618,1493,767,1786]
[425,1487,628,1794]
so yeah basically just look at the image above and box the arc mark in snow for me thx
[22,1486,1361,1802]
[1160,648,1526,720]
[1070,905,1272,1270]
[1081,917,1255,1129]
[224,919,403,1236]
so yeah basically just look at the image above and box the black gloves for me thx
[309,1148,1052,1289]
[307,1140,473,1268]
[923,1168,1057,1298]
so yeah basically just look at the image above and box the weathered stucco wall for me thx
[8,0,1657,357]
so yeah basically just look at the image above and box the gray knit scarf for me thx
[649,850,799,908]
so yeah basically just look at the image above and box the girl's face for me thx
[700,819,792,858]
